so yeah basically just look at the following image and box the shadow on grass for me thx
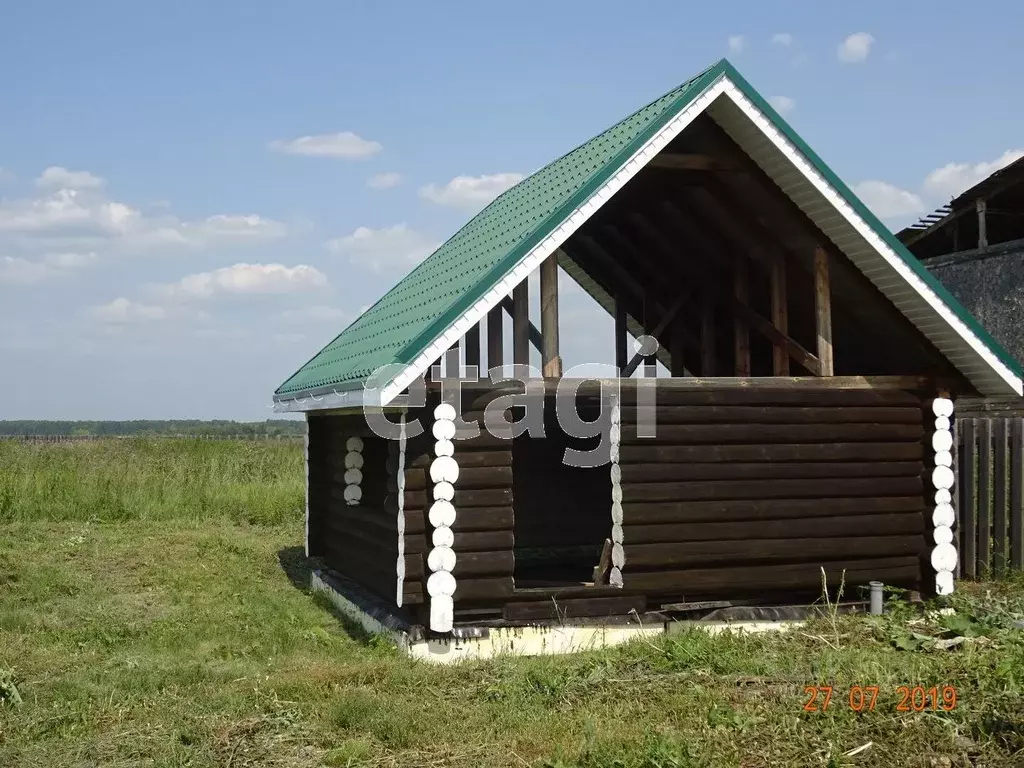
[276,546,378,646]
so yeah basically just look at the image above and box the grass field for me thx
[1,439,1023,767]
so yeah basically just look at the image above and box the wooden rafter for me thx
[623,294,686,377]
[499,296,541,352]
[621,212,822,376]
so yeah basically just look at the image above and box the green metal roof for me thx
[275,62,724,398]
[275,58,1022,404]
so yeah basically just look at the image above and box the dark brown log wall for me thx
[616,387,930,602]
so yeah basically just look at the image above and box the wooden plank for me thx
[464,323,481,371]
[700,301,715,376]
[512,281,530,369]
[623,507,923,537]
[615,295,628,374]
[617,405,923,425]
[619,442,924,464]
[623,536,925,568]
[486,305,504,375]
[619,461,923,483]
[618,423,922,445]
[733,259,750,376]
[592,538,612,585]
[622,556,920,595]
[978,419,992,574]
[1011,418,1024,570]
[453,551,514,577]
[814,246,834,376]
[771,257,789,375]
[540,255,561,377]
[503,595,646,622]
[961,418,978,578]
[993,418,1009,576]
[620,476,922,503]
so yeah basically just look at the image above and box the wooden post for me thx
[700,302,715,377]
[540,255,562,377]
[512,281,530,371]
[771,258,789,376]
[814,246,834,376]
[977,198,988,250]
[464,323,480,373]
[486,305,503,377]
[642,297,656,378]
[615,296,628,375]
[669,323,686,377]
[733,261,750,376]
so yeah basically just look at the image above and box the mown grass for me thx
[1,439,1023,767]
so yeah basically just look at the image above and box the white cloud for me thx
[419,172,523,211]
[853,180,926,220]
[90,297,168,324]
[923,149,1024,200]
[268,131,382,159]
[768,96,796,115]
[367,172,403,190]
[838,32,874,63]
[771,33,793,47]
[727,35,745,54]
[182,214,288,244]
[35,166,105,189]
[161,263,329,301]
[0,256,56,285]
[327,224,439,274]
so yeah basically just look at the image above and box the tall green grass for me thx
[0,438,303,524]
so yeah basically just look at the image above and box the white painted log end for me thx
[611,543,625,568]
[933,525,953,545]
[931,398,954,418]
[343,468,363,485]
[427,546,457,573]
[934,489,952,505]
[343,484,362,503]
[609,567,623,587]
[434,439,455,458]
[610,464,622,484]
[432,419,456,441]
[932,502,955,527]
[936,571,955,595]
[932,465,955,490]
[611,502,624,525]
[611,523,624,544]
[609,424,622,445]
[934,450,953,468]
[931,430,953,453]
[934,416,951,432]
[428,500,456,528]
[433,403,457,422]
[431,525,455,548]
[433,481,455,502]
[611,485,623,504]
[430,455,460,484]
[609,444,620,464]
[930,543,958,573]
[430,595,454,632]
[427,570,457,597]
[345,436,364,452]
[344,451,364,470]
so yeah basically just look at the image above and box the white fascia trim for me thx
[378,78,732,406]
[273,385,379,414]
[718,79,1023,397]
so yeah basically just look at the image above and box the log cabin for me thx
[273,59,1023,661]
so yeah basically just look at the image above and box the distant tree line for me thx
[0,419,307,437]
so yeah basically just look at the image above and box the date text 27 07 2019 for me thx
[803,685,958,713]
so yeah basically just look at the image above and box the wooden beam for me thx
[500,296,542,351]
[540,255,562,377]
[648,153,739,171]
[624,294,686,377]
[464,323,481,371]
[615,295,629,374]
[771,257,789,375]
[512,280,530,370]
[814,246,834,376]
[486,305,503,375]
[700,301,716,377]
[977,198,988,250]
[733,260,751,376]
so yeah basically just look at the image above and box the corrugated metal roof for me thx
[274,59,1022,407]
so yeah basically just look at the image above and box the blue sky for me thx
[2,1,1021,420]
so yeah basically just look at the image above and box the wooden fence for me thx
[955,398,1024,578]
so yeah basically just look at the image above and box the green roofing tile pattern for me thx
[275,61,725,397]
